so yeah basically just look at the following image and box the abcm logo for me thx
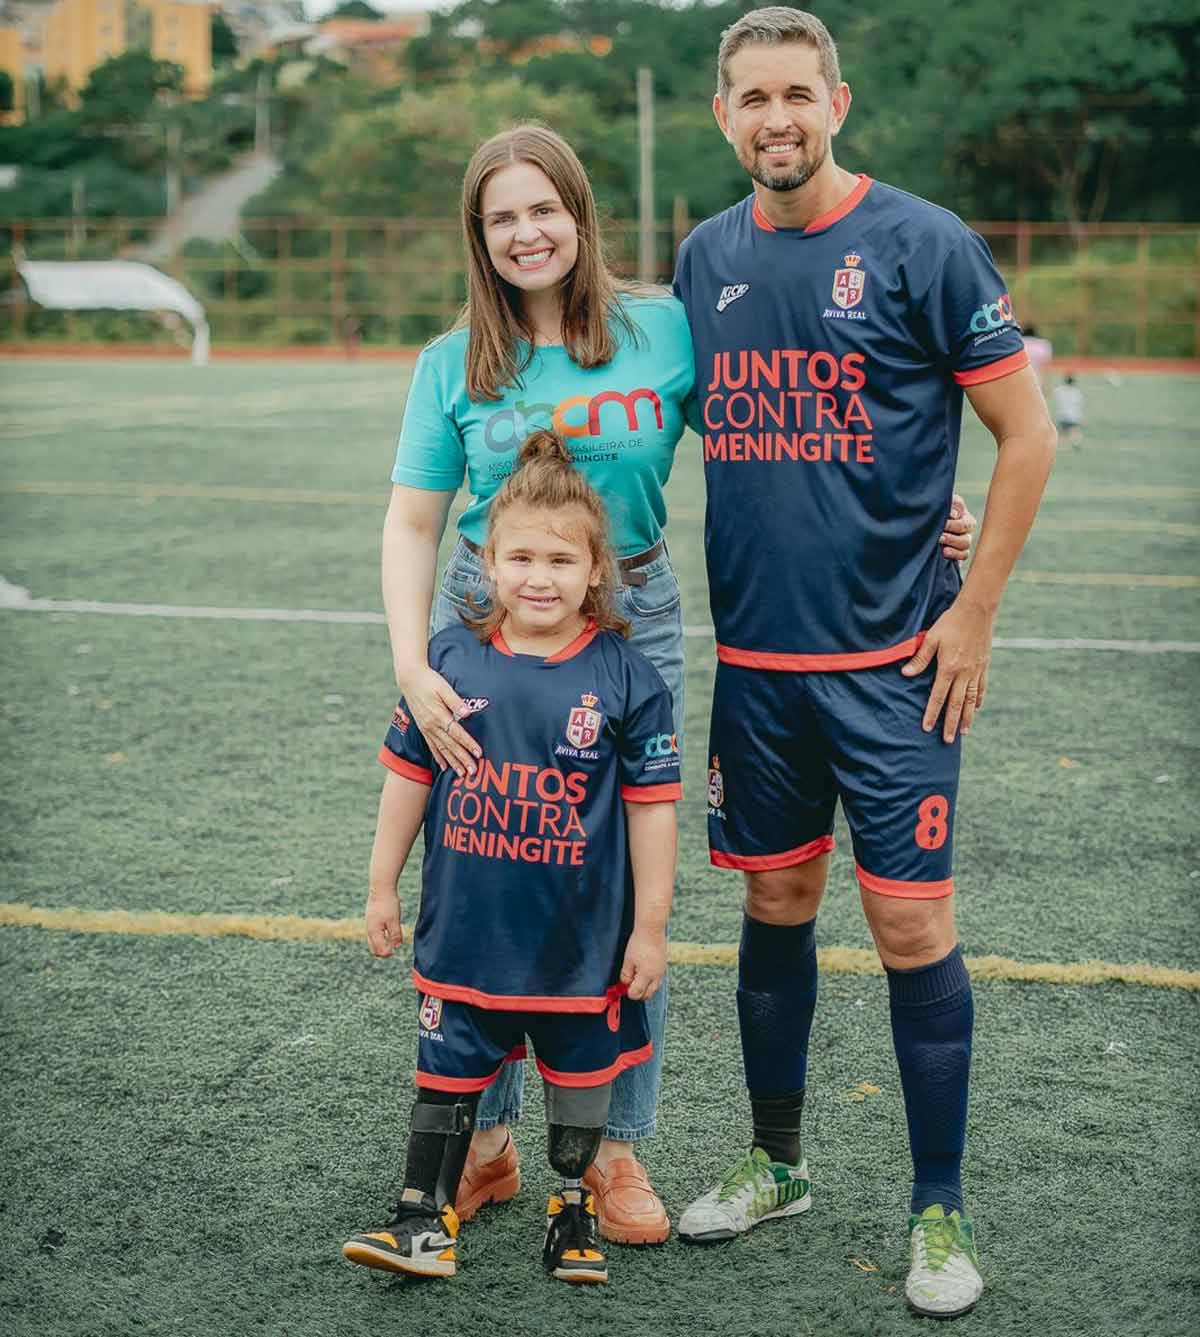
[967,292,1015,334]
[484,387,663,453]
[644,733,678,758]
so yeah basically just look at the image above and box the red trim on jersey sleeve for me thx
[856,864,955,900]
[378,747,433,785]
[716,634,923,673]
[491,617,599,662]
[535,1042,654,1089]
[711,834,834,872]
[621,782,682,803]
[412,969,609,1014]
[414,1045,527,1093]
[750,175,872,234]
[954,348,1029,386]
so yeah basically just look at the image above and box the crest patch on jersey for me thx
[832,252,865,310]
[418,994,443,1030]
[707,755,724,809]
[566,692,603,748]
[716,283,750,313]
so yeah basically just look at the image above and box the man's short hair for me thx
[717,7,841,100]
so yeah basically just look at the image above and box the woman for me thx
[381,124,975,1245]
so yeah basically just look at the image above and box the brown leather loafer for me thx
[581,1156,670,1245]
[454,1133,521,1222]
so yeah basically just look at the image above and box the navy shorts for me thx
[414,988,652,1092]
[706,660,961,898]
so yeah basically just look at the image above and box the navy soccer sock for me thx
[886,944,974,1216]
[737,914,818,1163]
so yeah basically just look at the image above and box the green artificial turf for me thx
[0,929,1196,1337]
[2,359,1198,1336]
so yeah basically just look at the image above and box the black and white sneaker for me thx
[542,1189,608,1284]
[342,1190,460,1278]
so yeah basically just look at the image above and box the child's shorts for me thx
[414,988,652,1092]
[706,658,961,898]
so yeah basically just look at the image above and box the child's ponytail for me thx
[465,429,631,642]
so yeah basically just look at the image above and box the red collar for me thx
[751,174,872,234]
[491,616,599,662]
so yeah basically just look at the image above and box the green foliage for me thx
[211,13,239,68]
[327,0,385,18]
[77,49,184,130]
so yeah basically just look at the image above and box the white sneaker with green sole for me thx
[678,1147,811,1244]
[905,1204,983,1318]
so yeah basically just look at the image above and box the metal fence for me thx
[3,215,1198,357]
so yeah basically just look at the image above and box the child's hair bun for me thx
[516,428,574,469]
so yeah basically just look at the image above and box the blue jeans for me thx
[431,537,684,1141]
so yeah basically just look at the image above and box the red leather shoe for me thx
[454,1134,521,1222]
[582,1156,670,1245]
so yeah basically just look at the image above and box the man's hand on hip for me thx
[901,599,995,743]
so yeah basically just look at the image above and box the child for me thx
[342,430,680,1286]
[1051,373,1084,448]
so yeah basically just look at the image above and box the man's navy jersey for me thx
[674,176,1029,669]
[379,619,681,1011]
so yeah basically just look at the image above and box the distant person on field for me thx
[1051,374,1084,448]
[1022,324,1053,387]
[344,431,680,1286]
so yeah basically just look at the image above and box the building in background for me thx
[0,0,213,110]
[0,21,25,121]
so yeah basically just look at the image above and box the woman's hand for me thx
[399,663,483,777]
[941,493,977,562]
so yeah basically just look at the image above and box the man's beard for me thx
[747,138,827,193]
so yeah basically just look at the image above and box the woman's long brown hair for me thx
[458,124,646,403]
[466,429,631,642]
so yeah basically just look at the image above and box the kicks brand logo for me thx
[716,284,750,313]
[456,697,489,717]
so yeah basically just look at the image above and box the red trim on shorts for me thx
[412,970,609,1014]
[414,1044,527,1093]
[378,748,433,785]
[710,834,834,872]
[750,175,872,234]
[856,864,955,900]
[491,618,599,662]
[535,1041,655,1089]
[621,782,682,803]
[716,634,924,672]
[954,349,1029,386]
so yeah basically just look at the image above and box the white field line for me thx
[1,588,1198,653]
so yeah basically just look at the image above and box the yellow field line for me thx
[1,903,1195,991]
[1013,571,1200,588]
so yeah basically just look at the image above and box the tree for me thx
[211,13,239,68]
[864,0,1198,223]
[77,50,184,130]
[327,1,385,18]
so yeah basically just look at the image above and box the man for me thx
[672,7,1055,1320]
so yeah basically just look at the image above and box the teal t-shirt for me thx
[391,295,695,557]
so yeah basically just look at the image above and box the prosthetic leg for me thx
[341,1089,479,1278]
[542,1082,611,1285]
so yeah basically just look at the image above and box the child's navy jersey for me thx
[674,176,1029,670]
[379,620,681,1012]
